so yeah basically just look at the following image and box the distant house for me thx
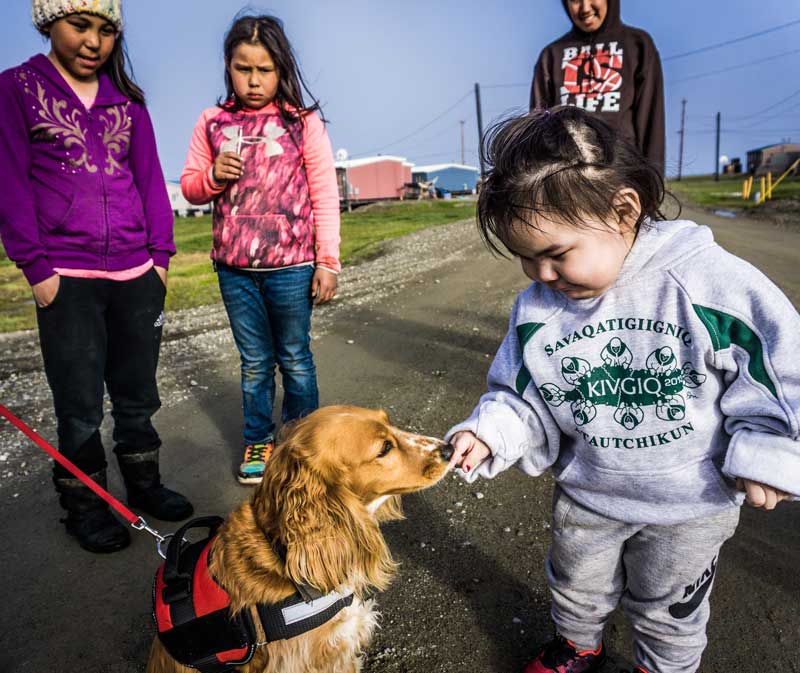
[722,157,742,175]
[746,143,800,176]
[166,180,211,218]
[335,155,413,204]
[411,163,479,195]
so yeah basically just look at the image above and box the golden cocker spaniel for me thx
[146,405,453,673]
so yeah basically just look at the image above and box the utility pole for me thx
[459,120,465,165]
[474,83,485,176]
[714,111,721,182]
[677,98,686,181]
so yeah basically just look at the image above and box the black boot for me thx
[55,472,131,554]
[117,449,194,521]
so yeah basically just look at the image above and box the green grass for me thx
[668,173,800,211]
[0,198,474,333]
[340,199,474,259]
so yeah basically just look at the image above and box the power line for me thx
[483,82,528,90]
[403,115,474,149]
[686,127,800,135]
[407,148,479,162]
[662,18,800,61]
[485,23,800,88]
[481,106,531,124]
[351,90,472,158]
[736,100,800,129]
[669,48,800,84]
[751,100,800,124]
[730,87,800,120]
[691,87,800,123]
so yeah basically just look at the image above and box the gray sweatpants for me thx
[546,487,740,673]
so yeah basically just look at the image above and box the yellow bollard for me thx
[744,176,753,200]
[767,172,773,200]
[762,157,800,202]
[759,176,766,203]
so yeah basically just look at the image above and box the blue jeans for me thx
[217,264,319,445]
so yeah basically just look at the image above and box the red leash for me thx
[0,402,169,553]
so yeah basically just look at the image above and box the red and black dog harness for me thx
[153,517,355,672]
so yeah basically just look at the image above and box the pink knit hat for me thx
[32,0,123,31]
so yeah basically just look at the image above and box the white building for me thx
[166,180,210,218]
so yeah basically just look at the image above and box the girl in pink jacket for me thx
[181,14,341,484]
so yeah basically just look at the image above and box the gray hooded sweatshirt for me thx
[447,219,800,525]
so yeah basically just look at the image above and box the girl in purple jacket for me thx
[0,0,193,553]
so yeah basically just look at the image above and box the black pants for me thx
[36,269,166,479]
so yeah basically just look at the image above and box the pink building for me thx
[335,155,413,203]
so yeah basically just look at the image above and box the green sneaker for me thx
[237,441,273,484]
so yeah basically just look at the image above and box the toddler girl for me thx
[448,107,798,673]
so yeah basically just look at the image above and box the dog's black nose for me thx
[439,442,454,461]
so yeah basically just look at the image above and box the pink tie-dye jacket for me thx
[181,103,340,272]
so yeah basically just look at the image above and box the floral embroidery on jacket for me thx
[20,71,131,176]
[27,79,98,173]
[99,104,131,175]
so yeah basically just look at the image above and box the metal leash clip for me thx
[132,517,170,559]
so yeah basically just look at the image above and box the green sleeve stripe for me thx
[692,304,778,399]
[515,368,532,396]
[515,322,545,395]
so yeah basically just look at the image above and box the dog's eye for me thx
[378,440,393,458]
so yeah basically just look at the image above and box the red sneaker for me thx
[522,634,606,673]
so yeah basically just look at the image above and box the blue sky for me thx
[2,1,798,179]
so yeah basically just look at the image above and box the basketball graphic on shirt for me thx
[562,46,623,94]
[560,42,624,111]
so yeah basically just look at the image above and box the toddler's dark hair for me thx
[219,13,323,123]
[477,107,670,255]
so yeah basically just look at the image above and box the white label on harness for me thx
[281,588,354,625]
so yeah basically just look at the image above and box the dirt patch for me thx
[745,195,800,232]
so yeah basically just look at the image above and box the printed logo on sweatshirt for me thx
[539,337,706,429]
[560,41,623,112]
[219,122,286,157]
[668,556,717,619]
[543,317,692,357]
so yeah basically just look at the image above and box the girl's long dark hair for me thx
[103,34,145,104]
[219,14,324,123]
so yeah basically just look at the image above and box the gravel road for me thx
[1,205,798,673]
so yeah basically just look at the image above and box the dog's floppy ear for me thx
[256,439,397,594]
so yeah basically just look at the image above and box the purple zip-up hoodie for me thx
[0,54,174,286]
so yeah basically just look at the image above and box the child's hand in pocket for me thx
[448,431,491,474]
[154,265,168,289]
[32,273,60,308]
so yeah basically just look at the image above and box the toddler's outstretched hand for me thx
[448,431,491,474]
[737,478,789,510]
